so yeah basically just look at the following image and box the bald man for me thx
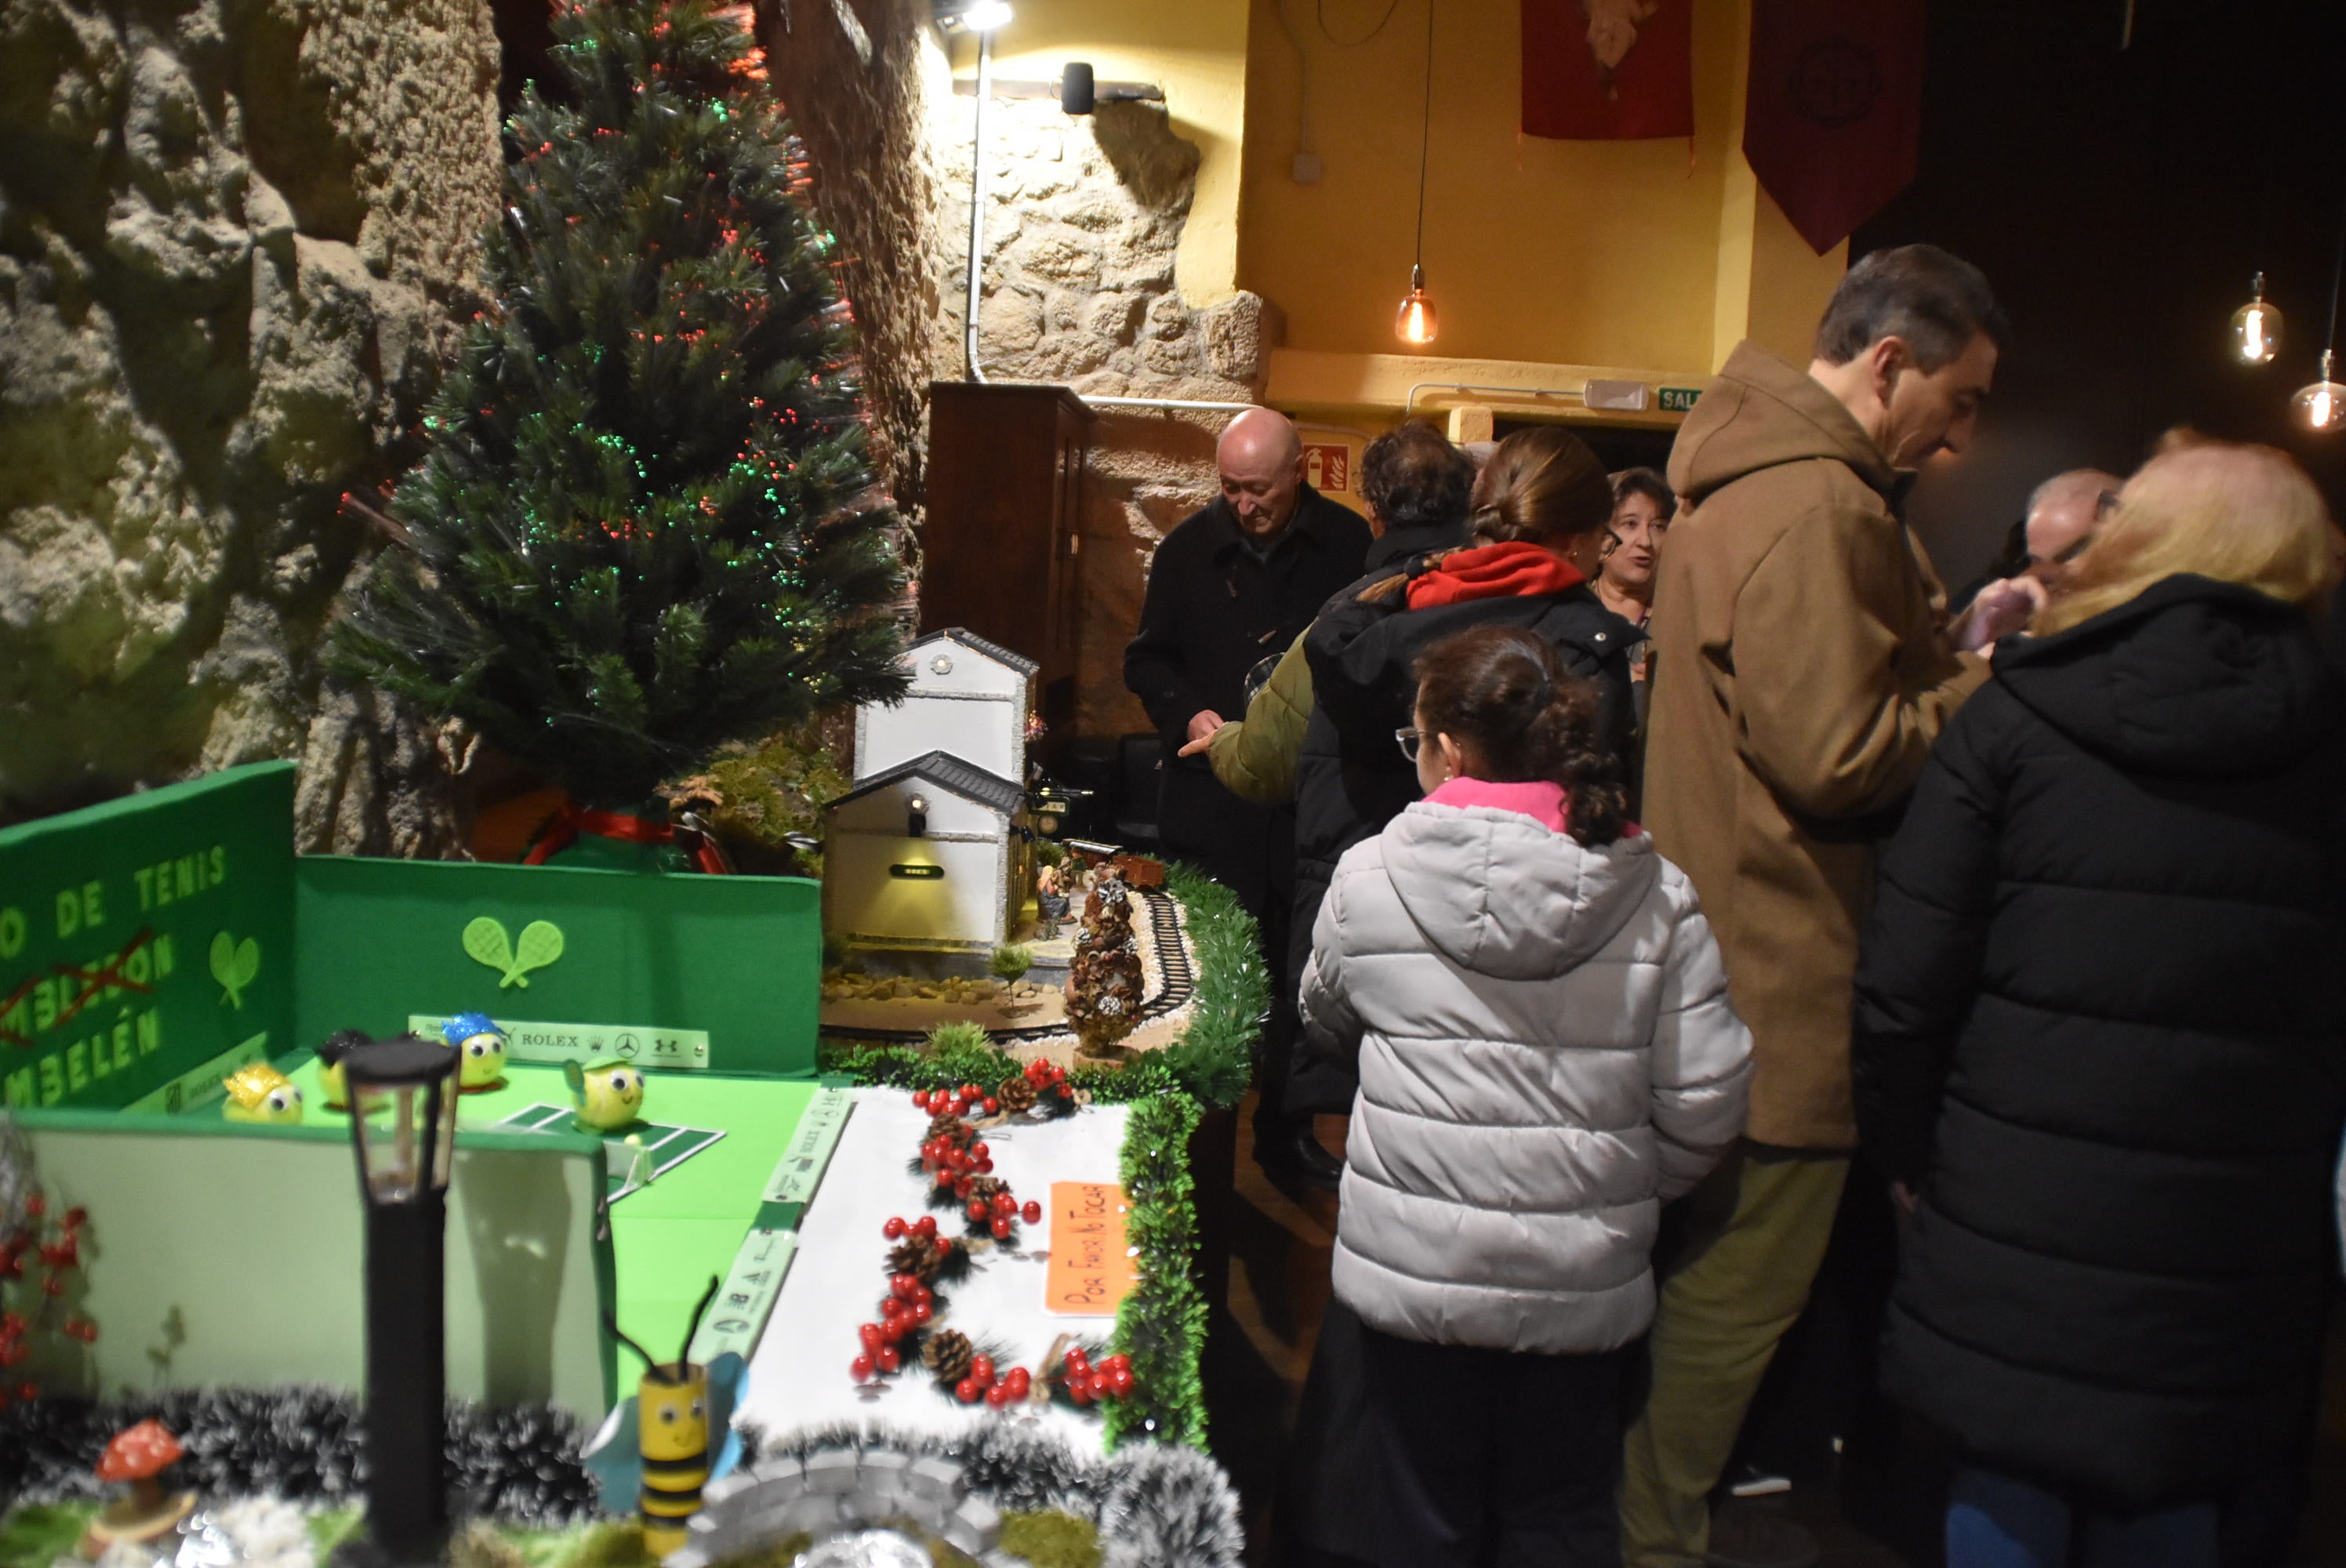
[1124,408,1370,1178]
[2022,468,2123,590]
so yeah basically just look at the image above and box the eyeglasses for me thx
[1395,727,1422,762]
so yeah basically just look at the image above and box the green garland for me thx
[1102,1091,1206,1450]
[820,862,1262,1453]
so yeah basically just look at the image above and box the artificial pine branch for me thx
[335,0,909,809]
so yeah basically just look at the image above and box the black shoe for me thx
[1255,1120,1343,1189]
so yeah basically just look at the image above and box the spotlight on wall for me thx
[907,794,930,837]
[934,0,1011,34]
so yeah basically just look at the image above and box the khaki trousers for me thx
[1620,1142,1851,1568]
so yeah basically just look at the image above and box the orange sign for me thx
[1302,442,1352,493]
[1044,1181,1140,1316]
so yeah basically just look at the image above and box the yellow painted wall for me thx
[1239,0,1843,376]
[959,0,1252,305]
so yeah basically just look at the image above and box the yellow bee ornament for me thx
[582,1279,746,1558]
[221,1062,303,1123]
[564,1058,646,1131]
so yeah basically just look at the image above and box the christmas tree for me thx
[335,0,908,829]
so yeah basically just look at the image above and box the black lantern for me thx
[336,1033,460,1568]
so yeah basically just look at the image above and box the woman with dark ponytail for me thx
[1291,622,1750,1566]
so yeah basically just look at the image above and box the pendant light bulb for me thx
[2290,349,2346,433]
[1396,264,1438,346]
[2229,273,2282,365]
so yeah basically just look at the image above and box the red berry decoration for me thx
[968,1200,989,1223]
[982,1097,999,1114]
[956,1377,980,1403]
[852,1354,874,1381]
[1007,1367,1031,1396]
[1109,1365,1135,1395]
[883,1216,906,1240]
[63,1208,85,1230]
[880,1318,906,1345]
[24,1195,43,1219]
[971,1142,990,1160]
[910,1301,933,1325]
[990,1215,1011,1240]
[915,1216,937,1237]
[993,1191,1017,1213]
[971,1355,994,1385]
[859,1323,882,1352]
[1022,1200,1042,1224]
[877,1345,901,1374]
[880,1298,904,1322]
[985,1382,1011,1408]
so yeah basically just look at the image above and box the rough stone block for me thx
[804,1449,865,1491]
[906,1454,967,1502]
[942,1494,1004,1555]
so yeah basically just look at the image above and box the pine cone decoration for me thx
[965,1175,1008,1209]
[922,1328,974,1383]
[888,1232,948,1284]
[996,1074,1037,1115]
[928,1112,972,1149]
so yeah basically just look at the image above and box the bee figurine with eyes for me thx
[564,1058,646,1131]
[440,1011,510,1092]
[221,1062,303,1123]
[580,1278,747,1557]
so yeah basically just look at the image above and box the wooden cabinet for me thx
[921,382,1091,737]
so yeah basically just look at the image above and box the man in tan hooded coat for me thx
[1622,246,2043,1566]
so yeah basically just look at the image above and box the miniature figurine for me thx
[79,1419,197,1557]
[220,1062,302,1123]
[583,1279,747,1558]
[565,1058,646,1131]
[313,1029,368,1111]
[440,1011,510,1091]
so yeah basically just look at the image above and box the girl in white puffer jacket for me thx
[1296,622,1751,1567]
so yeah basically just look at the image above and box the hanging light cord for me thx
[2324,175,2346,360]
[1411,0,1434,270]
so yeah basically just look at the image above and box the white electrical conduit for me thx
[963,27,993,383]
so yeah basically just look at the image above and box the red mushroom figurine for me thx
[79,1419,196,1556]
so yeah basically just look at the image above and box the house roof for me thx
[829,750,1026,817]
[910,627,1040,678]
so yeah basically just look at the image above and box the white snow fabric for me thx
[1301,800,1752,1353]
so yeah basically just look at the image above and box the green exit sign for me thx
[1658,386,1706,413]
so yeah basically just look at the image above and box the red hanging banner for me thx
[1522,0,1695,141]
[1742,0,1927,254]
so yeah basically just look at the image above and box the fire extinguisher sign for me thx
[1302,442,1351,493]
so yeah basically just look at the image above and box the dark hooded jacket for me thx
[1283,543,1640,1112]
[1853,574,2346,1508]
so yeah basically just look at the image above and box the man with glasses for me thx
[2020,468,2123,589]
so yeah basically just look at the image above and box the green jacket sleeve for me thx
[1204,633,1313,805]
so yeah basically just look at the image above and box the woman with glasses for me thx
[1854,437,2346,1568]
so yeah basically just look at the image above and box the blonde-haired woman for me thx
[1852,438,2346,1568]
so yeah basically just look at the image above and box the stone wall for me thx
[0,0,501,851]
[765,0,1273,739]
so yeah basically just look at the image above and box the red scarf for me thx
[1405,541,1585,610]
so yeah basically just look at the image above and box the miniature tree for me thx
[0,1114,95,1407]
[334,0,908,839]
[1064,876,1144,1057]
[989,944,1034,983]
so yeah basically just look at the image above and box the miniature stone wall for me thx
[0,0,501,851]
[766,1,1275,739]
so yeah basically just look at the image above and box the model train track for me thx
[823,891,1198,1046]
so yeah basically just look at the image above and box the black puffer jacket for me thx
[1854,574,2346,1509]
[1284,555,1638,1112]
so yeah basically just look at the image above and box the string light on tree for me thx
[2228,273,2282,365]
